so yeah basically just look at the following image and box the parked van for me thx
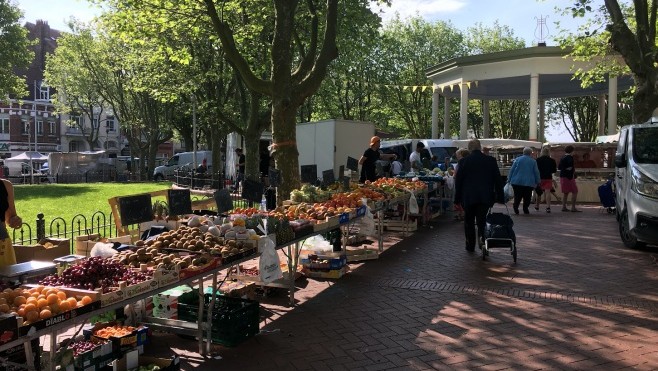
[153,151,212,180]
[614,118,658,248]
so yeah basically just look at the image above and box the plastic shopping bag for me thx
[259,237,283,283]
[504,183,514,203]
[408,191,420,214]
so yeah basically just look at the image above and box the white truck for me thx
[153,151,212,181]
[296,119,375,181]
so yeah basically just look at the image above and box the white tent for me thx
[5,151,48,162]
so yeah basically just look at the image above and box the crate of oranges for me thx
[0,285,101,336]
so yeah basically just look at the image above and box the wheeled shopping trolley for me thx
[482,208,517,262]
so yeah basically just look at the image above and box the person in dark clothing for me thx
[0,179,22,266]
[359,136,394,183]
[454,139,505,252]
[235,148,246,185]
[558,145,581,212]
[196,158,208,174]
[535,146,557,213]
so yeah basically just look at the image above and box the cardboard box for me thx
[302,265,349,279]
[14,238,71,263]
[151,285,194,320]
[75,234,101,256]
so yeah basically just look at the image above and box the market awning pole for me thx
[192,95,197,171]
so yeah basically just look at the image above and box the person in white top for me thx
[409,142,425,171]
[390,155,402,176]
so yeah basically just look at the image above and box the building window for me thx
[0,118,9,134]
[37,81,50,101]
[69,141,78,152]
[37,121,43,135]
[49,121,56,134]
[92,118,99,129]
[69,115,82,128]
[21,120,28,134]
[106,116,115,131]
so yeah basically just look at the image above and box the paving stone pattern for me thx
[148,205,658,370]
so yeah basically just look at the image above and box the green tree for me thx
[0,0,33,99]
[561,1,658,123]
[45,30,109,150]
[546,96,600,141]
[377,16,466,138]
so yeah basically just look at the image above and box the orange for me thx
[66,297,77,309]
[0,298,6,305]
[25,310,39,322]
[49,302,60,315]
[37,295,45,300]
[58,301,70,312]
[46,294,58,305]
[13,296,26,307]
[56,291,67,301]
[17,308,25,318]
[23,304,36,313]
[26,298,37,305]
[37,298,48,308]
[39,309,52,319]
[0,304,9,313]
[80,296,93,306]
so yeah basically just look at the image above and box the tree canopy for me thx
[0,0,33,99]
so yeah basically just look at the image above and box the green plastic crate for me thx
[178,295,259,347]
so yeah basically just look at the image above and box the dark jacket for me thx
[454,150,504,207]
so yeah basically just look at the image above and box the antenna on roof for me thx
[534,15,549,47]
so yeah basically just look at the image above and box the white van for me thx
[614,118,658,248]
[380,139,458,172]
[153,151,212,181]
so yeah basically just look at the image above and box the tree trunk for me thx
[272,102,300,204]
[632,73,658,123]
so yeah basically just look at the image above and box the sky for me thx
[15,0,585,141]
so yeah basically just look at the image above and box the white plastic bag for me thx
[504,183,514,202]
[445,175,455,190]
[90,242,117,258]
[259,237,283,283]
[408,191,420,214]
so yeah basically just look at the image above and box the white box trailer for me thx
[296,119,375,181]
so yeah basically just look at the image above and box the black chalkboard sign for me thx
[347,156,359,171]
[322,169,335,185]
[118,194,153,226]
[300,164,318,184]
[339,165,345,180]
[241,178,264,203]
[167,189,192,215]
[342,176,351,191]
[268,168,280,187]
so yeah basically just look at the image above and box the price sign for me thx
[118,194,152,226]
[167,189,192,215]
[346,157,359,172]
[300,164,318,184]
[342,176,350,191]
[322,169,335,185]
[241,178,264,203]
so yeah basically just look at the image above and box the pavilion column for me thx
[598,94,606,135]
[529,73,539,141]
[482,99,490,138]
[431,88,439,139]
[608,76,618,134]
[459,83,469,139]
[539,100,545,143]
[443,95,451,139]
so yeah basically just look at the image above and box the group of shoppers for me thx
[453,139,582,252]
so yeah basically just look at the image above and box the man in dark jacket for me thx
[454,139,505,252]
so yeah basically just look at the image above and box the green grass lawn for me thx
[13,182,172,236]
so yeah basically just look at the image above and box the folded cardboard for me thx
[14,238,70,263]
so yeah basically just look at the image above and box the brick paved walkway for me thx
[147,205,658,370]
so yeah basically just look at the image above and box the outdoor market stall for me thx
[0,177,432,371]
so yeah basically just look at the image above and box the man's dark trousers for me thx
[464,203,489,250]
